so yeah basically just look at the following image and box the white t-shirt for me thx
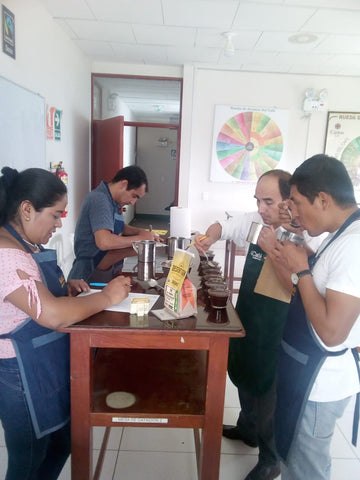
[309,220,360,402]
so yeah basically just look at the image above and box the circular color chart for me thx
[340,136,360,189]
[216,111,284,181]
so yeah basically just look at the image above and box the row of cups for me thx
[197,256,231,309]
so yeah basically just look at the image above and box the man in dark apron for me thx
[272,155,360,480]
[68,165,160,283]
[195,170,309,480]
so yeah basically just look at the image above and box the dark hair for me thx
[258,169,291,200]
[111,166,148,192]
[0,167,67,226]
[290,154,356,206]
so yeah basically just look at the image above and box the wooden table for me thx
[63,275,244,480]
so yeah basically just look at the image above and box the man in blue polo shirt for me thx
[68,166,159,283]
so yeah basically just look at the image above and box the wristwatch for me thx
[291,269,312,285]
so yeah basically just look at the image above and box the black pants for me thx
[236,381,279,466]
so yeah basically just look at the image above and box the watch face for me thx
[291,273,298,285]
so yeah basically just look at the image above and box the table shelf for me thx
[91,348,207,420]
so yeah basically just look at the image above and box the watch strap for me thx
[297,269,312,278]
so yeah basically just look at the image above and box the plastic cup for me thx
[208,288,231,309]
[199,250,215,261]
[205,281,228,292]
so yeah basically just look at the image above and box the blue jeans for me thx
[281,397,351,480]
[0,357,71,480]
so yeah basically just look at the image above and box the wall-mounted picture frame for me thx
[210,105,288,183]
[2,5,15,59]
[324,111,360,191]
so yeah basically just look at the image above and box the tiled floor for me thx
[1,378,360,479]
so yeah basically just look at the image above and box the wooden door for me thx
[91,116,124,189]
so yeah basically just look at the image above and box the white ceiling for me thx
[38,0,360,121]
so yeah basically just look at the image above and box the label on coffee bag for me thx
[164,249,197,318]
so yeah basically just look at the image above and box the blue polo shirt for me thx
[68,181,124,280]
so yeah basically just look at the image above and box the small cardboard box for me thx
[130,297,150,316]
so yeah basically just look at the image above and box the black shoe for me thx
[222,424,258,447]
[244,462,281,480]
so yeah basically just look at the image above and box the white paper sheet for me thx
[79,289,159,313]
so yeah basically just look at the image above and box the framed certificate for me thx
[324,111,360,191]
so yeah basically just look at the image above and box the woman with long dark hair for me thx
[0,167,131,479]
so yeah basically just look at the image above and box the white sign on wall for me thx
[0,76,46,172]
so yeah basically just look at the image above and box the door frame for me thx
[91,73,182,206]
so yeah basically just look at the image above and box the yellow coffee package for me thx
[164,249,197,318]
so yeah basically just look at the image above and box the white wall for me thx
[1,0,91,275]
[136,127,177,216]
[92,61,182,79]
[181,67,360,233]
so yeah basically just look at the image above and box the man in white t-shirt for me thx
[272,154,360,480]
[195,170,323,480]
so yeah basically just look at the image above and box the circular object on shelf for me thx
[105,391,136,409]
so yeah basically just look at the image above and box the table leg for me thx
[224,239,231,280]
[199,337,229,480]
[70,333,93,480]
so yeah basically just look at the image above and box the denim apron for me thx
[275,209,360,462]
[92,209,125,267]
[0,224,69,439]
[229,243,290,396]
[74,184,125,280]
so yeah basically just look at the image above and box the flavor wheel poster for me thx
[210,106,288,182]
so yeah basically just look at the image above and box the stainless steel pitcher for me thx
[246,222,263,244]
[137,261,155,282]
[132,240,157,263]
[167,236,190,259]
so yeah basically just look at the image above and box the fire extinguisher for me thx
[51,162,68,218]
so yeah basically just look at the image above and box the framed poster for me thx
[324,111,360,191]
[210,105,288,183]
[2,5,15,59]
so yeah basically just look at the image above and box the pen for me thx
[186,235,207,249]
[90,282,132,287]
